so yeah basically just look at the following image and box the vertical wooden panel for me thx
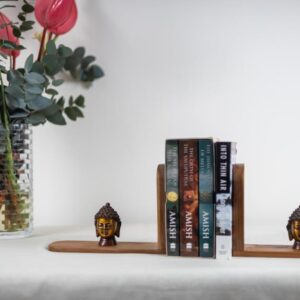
[232,164,245,254]
[157,164,166,253]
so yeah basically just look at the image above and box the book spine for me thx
[214,142,236,260]
[179,140,199,256]
[199,139,215,258]
[165,140,180,256]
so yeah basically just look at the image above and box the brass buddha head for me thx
[95,203,121,246]
[287,205,300,250]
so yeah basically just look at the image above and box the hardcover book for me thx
[215,142,237,260]
[179,140,199,256]
[165,140,180,256]
[198,139,215,257]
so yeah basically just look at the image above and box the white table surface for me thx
[1,224,300,300]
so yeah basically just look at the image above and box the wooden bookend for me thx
[232,164,300,258]
[48,165,167,254]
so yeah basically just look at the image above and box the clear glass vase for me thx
[0,122,33,238]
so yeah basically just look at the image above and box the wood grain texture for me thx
[157,164,166,253]
[234,244,300,258]
[232,164,245,253]
[48,164,167,255]
[48,241,165,254]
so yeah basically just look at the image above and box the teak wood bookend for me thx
[48,164,167,254]
[232,164,300,258]
[49,164,299,257]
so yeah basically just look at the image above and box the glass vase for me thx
[0,122,33,238]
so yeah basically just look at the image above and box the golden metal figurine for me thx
[95,203,121,246]
[287,206,300,250]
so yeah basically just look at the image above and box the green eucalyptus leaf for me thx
[75,95,85,107]
[68,96,73,106]
[12,26,21,38]
[45,88,58,96]
[43,54,65,76]
[18,13,26,22]
[24,83,43,95]
[47,112,66,125]
[57,45,72,58]
[81,56,96,69]
[25,72,45,84]
[20,20,34,31]
[27,112,46,126]
[52,79,64,86]
[10,111,29,119]
[73,106,84,118]
[64,106,77,121]
[6,95,26,110]
[24,54,33,73]
[7,70,24,84]
[22,4,34,13]
[6,85,24,98]
[57,97,65,108]
[46,40,57,55]
[31,61,44,74]
[26,96,53,110]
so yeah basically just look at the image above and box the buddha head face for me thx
[96,218,118,238]
[95,203,121,239]
[287,206,300,243]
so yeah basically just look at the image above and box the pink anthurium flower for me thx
[0,12,20,58]
[35,0,77,34]
[50,1,77,35]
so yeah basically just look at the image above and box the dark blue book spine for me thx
[199,139,215,257]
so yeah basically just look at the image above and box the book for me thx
[165,140,180,256]
[215,142,237,259]
[179,140,199,256]
[198,139,215,257]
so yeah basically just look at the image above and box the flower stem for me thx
[37,28,47,61]
[0,72,23,230]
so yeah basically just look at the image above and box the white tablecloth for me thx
[1,224,300,300]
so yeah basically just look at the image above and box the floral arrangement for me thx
[0,0,103,233]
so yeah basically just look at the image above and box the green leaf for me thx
[26,96,53,110]
[74,47,85,60]
[7,70,24,84]
[31,61,44,74]
[64,106,77,121]
[24,54,33,73]
[6,95,26,110]
[68,96,74,106]
[6,85,24,98]
[52,79,64,86]
[24,83,43,95]
[12,26,21,38]
[46,40,56,55]
[75,95,85,107]
[18,13,26,22]
[57,97,65,108]
[25,72,45,84]
[81,56,96,69]
[46,111,66,125]
[45,88,58,96]
[73,106,84,118]
[43,54,65,76]
[27,112,46,126]
[57,45,72,57]
[20,20,34,31]
[22,4,34,13]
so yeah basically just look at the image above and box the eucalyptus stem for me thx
[0,71,22,230]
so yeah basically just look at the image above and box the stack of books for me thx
[165,139,237,259]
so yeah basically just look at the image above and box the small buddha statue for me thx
[95,203,121,246]
[287,205,300,250]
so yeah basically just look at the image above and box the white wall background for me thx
[17,0,300,242]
